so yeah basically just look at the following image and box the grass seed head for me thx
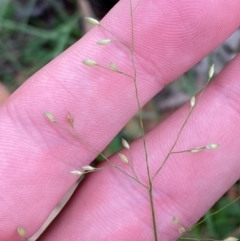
[85,17,100,26]
[190,147,204,153]
[206,143,219,150]
[178,226,186,234]
[81,165,96,171]
[172,216,179,224]
[190,96,196,108]
[83,59,98,66]
[97,39,111,45]
[45,112,56,123]
[118,153,129,163]
[122,138,130,150]
[208,64,215,79]
[70,170,84,176]
[67,112,74,127]
[109,62,118,71]
[17,227,26,238]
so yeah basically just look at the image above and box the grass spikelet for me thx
[70,170,84,176]
[84,17,100,26]
[122,138,130,150]
[206,143,219,150]
[81,165,96,171]
[45,112,56,123]
[118,153,129,163]
[67,112,74,127]
[109,62,118,71]
[83,59,98,66]
[17,226,26,239]
[190,96,196,108]
[208,64,215,79]
[97,39,111,45]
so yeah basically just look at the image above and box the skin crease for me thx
[0,0,240,240]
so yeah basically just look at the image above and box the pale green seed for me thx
[172,216,179,224]
[67,112,74,127]
[45,112,56,123]
[190,147,204,153]
[190,96,196,107]
[17,227,26,238]
[118,153,128,163]
[70,170,83,176]
[83,59,98,66]
[206,143,219,150]
[81,166,96,171]
[109,62,118,71]
[85,17,100,26]
[208,64,215,79]
[97,39,111,45]
[121,138,130,150]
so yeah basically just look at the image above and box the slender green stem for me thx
[128,150,138,180]
[152,65,214,181]
[133,0,142,12]
[152,107,194,181]
[129,0,150,185]
[55,123,148,189]
[129,0,158,240]
[100,25,130,49]
[171,147,205,154]
[71,126,147,188]
[149,182,158,241]
[96,64,134,79]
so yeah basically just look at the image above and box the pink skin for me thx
[0,0,240,240]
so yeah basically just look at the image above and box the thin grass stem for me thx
[97,64,134,78]
[128,149,138,180]
[128,0,158,240]
[152,107,194,181]
[100,25,130,49]
[55,123,148,189]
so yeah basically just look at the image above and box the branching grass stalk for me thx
[127,148,138,180]
[198,64,214,100]
[152,64,214,181]
[100,25,130,49]
[54,121,148,189]
[15,1,240,240]
[152,106,194,181]
[133,0,142,12]
[128,0,158,240]
[96,64,134,78]
[85,1,158,238]
[45,3,224,241]
[83,1,215,239]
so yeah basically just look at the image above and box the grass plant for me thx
[11,0,240,240]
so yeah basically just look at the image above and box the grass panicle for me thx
[41,1,238,241]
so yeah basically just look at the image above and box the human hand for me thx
[1,0,240,240]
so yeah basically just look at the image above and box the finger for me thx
[1,0,240,239]
[39,54,240,241]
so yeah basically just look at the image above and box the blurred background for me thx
[0,0,239,240]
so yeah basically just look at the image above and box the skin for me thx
[0,0,240,240]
